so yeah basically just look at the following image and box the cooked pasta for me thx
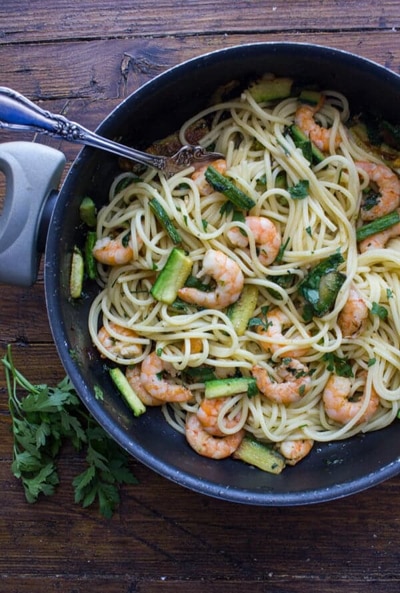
[88,76,400,469]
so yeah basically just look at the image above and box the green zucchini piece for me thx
[233,435,286,474]
[248,75,293,103]
[204,376,258,399]
[299,253,346,318]
[151,248,193,304]
[84,231,98,280]
[109,367,146,417]
[69,247,84,299]
[149,197,182,245]
[317,271,346,315]
[227,285,259,336]
[205,166,256,210]
[115,175,141,193]
[356,210,400,242]
[183,366,216,382]
[289,124,325,164]
[79,196,97,227]
[299,89,322,106]
[275,171,287,189]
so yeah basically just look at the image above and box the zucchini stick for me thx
[248,75,293,103]
[227,285,259,336]
[205,377,258,399]
[84,231,98,279]
[109,368,146,417]
[233,435,286,474]
[356,210,400,242]
[69,247,84,299]
[149,198,182,245]
[205,166,256,210]
[79,196,97,227]
[151,248,193,304]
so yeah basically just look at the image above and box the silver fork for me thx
[0,87,223,176]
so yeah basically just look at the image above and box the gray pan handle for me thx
[0,141,66,286]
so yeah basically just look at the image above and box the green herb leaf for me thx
[361,187,381,212]
[288,180,309,200]
[371,301,389,319]
[248,317,267,330]
[323,353,354,378]
[94,385,104,401]
[274,237,290,264]
[2,345,138,518]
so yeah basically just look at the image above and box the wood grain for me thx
[1,0,399,44]
[2,1,400,592]
[1,32,400,103]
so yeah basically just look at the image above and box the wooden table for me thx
[1,1,400,591]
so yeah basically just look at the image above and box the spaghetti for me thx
[88,77,400,469]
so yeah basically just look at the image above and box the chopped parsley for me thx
[323,352,354,378]
[288,179,309,200]
[275,237,290,263]
[361,187,381,212]
[371,301,388,320]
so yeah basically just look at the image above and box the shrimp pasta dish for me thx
[86,74,400,472]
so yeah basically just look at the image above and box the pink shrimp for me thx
[251,359,311,405]
[191,158,227,196]
[322,373,379,425]
[196,397,242,437]
[227,215,282,266]
[185,413,245,459]
[126,365,163,406]
[337,285,369,337]
[178,249,244,310]
[93,236,133,266]
[277,438,314,466]
[97,322,143,360]
[294,95,341,152]
[256,307,309,358]
[140,352,193,403]
[357,161,400,221]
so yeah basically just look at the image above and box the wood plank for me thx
[0,282,52,343]
[0,342,64,386]
[1,0,400,44]
[0,581,398,593]
[1,460,400,580]
[0,580,397,593]
[1,32,400,104]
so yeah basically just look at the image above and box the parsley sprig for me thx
[2,346,138,518]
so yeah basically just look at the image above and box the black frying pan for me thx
[2,42,400,505]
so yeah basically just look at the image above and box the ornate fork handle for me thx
[0,87,221,173]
